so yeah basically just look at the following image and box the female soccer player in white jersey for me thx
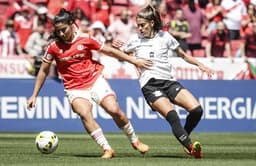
[122,5,214,159]
[26,8,152,159]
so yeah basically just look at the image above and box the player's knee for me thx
[106,103,121,115]
[191,105,203,117]
[78,111,91,121]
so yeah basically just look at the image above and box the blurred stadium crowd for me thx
[0,0,255,79]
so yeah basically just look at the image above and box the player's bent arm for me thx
[100,45,153,69]
[176,47,203,66]
[100,45,136,63]
[176,47,214,77]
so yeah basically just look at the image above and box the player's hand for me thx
[134,58,153,69]
[27,96,37,111]
[112,39,124,49]
[199,65,215,78]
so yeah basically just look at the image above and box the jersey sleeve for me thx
[166,32,179,50]
[123,34,138,53]
[42,42,55,63]
[86,36,103,50]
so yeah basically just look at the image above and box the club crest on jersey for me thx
[46,53,53,60]
[149,52,154,58]
[77,44,84,51]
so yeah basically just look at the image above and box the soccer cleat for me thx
[191,141,202,159]
[101,149,115,159]
[131,140,149,154]
[183,141,202,159]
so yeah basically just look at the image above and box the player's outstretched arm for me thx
[176,47,214,78]
[27,61,51,110]
[100,45,153,69]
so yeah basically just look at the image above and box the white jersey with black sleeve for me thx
[123,31,179,87]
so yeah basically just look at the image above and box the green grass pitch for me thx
[1,133,256,166]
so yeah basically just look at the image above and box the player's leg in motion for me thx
[165,110,202,158]
[174,89,203,158]
[149,97,196,154]
[184,105,203,135]
[101,95,149,154]
[72,98,114,159]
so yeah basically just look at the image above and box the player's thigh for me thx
[71,98,93,118]
[151,97,175,117]
[91,75,116,104]
[174,89,200,111]
[72,98,101,132]
[65,89,93,115]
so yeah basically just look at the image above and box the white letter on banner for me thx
[18,97,42,119]
[252,101,256,119]
[1,97,18,119]
[51,97,70,119]
[126,97,143,119]
[204,97,217,119]
[232,98,245,119]
[37,96,49,119]
[26,96,44,119]
[36,97,44,119]
[98,106,112,119]
[217,97,231,119]
[246,98,251,119]
[43,96,50,118]
[69,97,79,119]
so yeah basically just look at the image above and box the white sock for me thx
[90,128,112,150]
[121,121,138,143]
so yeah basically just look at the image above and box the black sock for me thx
[166,111,192,150]
[184,106,203,135]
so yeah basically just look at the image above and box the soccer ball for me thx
[35,131,59,154]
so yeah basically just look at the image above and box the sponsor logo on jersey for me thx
[153,90,162,97]
[175,87,180,91]
[58,53,87,62]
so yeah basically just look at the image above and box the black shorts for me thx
[141,78,185,105]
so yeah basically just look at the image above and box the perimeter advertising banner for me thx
[1,56,255,79]
[0,79,255,132]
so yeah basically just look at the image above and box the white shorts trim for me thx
[64,75,115,104]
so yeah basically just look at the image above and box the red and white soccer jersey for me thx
[43,32,104,90]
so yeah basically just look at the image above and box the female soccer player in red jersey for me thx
[27,8,152,159]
